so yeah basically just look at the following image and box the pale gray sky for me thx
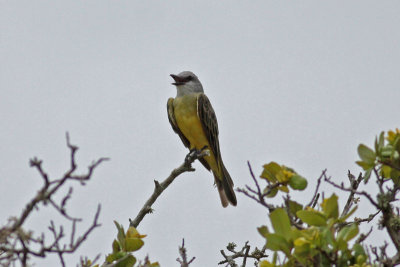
[1,1,399,266]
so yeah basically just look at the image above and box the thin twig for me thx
[306,170,325,208]
[340,171,364,218]
[324,175,379,208]
[176,239,195,267]
[218,241,268,266]
[236,162,276,211]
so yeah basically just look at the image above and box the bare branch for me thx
[0,133,106,267]
[324,175,379,208]
[236,162,277,211]
[340,171,364,218]
[130,148,209,228]
[176,239,195,267]
[218,242,268,266]
[306,169,325,208]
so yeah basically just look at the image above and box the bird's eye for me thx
[187,75,193,81]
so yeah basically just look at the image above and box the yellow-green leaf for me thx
[321,194,339,219]
[125,238,144,252]
[261,162,282,182]
[296,210,327,226]
[126,226,147,239]
[293,237,310,255]
[114,221,126,250]
[265,233,291,256]
[257,225,269,238]
[259,260,274,267]
[112,239,121,253]
[382,165,392,178]
[278,185,289,193]
[269,208,292,240]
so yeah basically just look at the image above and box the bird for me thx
[167,71,237,207]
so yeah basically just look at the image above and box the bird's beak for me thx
[170,74,186,86]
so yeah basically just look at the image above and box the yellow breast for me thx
[173,94,218,171]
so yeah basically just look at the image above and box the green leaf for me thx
[364,168,372,183]
[337,223,359,242]
[288,175,308,190]
[321,194,339,219]
[114,221,126,250]
[352,243,366,258]
[379,131,385,150]
[391,169,400,185]
[357,144,376,165]
[296,210,327,226]
[288,200,303,216]
[375,132,385,153]
[394,133,400,151]
[265,187,278,198]
[381,145,394,159]
[112,239,121,253]
[321,227,335,248]
[382,165,392,178]
[393,150,400,161]
[272,251,278,264]
[269,208,292,240]
[265,233,291,256]
[115,254,136,267]
[356,160,374,170]
[259,260,274,267]
[125,237,144,252]
[257,225,269,238]
[106,251,126,263]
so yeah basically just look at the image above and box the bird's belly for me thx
[174,99,218,171]
[175,110,208,150]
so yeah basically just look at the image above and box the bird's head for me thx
[170,71,204,96]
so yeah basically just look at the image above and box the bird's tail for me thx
[215,163,237,207]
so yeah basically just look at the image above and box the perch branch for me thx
[130,148,209,228]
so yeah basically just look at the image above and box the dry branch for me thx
[0,133,107,267]
[129,148,209,228]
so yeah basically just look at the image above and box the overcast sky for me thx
[1,1,399,266]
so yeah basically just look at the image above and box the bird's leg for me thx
[200,145,208,152]
[198,145,210,157]
[185,148,197,165]
[184,146,209,166]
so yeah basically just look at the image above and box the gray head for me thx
[170,71,204,97]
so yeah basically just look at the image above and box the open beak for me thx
[170,74,186,85]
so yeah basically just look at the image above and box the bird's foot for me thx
[184,146,210,167]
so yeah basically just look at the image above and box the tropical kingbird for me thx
[167,71,237,207]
